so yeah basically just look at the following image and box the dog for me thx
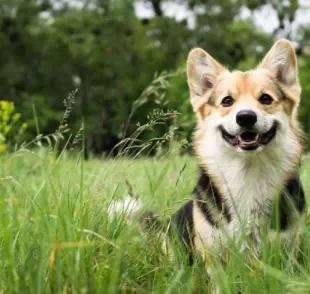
[108,39,306,268]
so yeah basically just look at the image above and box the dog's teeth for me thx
[255,134,259,140]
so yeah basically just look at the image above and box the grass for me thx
[1,148,310,293]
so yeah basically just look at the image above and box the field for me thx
[1,149,310,294]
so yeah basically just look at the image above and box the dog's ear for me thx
[187,48,225,112]
[258,39,298,87]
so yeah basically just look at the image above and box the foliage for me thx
[0,100,27,152]
[0,0,310,154]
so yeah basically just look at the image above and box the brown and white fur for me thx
[108,39,306,267]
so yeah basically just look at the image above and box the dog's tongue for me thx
[240,131,257,142]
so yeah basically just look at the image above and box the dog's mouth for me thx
[220,123,277,151]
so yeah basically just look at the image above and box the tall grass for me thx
[0,148,310,293]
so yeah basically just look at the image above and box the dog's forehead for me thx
[216,69,277,96]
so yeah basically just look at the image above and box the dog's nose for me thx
[236,110,257,128]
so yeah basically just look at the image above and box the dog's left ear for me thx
[258,39,298,87]
[187,48,226,112]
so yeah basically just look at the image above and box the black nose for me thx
[236,110,257,128]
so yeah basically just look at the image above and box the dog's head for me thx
[187,39,303,156]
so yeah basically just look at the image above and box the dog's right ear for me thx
[187,48,225,112]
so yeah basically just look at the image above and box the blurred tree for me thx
[0,0,309,155]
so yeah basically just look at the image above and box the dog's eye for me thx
[221,96,234,107]
[259,94,273,105]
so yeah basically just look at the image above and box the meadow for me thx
[2,1,310,293]
[1,148,310,294]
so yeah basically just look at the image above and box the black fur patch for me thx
[270,174,306,231]
[194,167,231,226]
[172,200,195,264]
[171,167,231,264]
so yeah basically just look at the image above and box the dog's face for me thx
[187,40,302,154]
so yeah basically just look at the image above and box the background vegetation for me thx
[1,0,310,155]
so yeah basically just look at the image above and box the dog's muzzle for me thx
[219,123,277,151]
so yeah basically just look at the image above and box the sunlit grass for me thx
[0,149,310,293]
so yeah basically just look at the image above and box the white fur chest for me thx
[211,153,279,220]
[210,152,283,253]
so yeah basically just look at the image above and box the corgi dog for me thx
[108,39,306,266]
